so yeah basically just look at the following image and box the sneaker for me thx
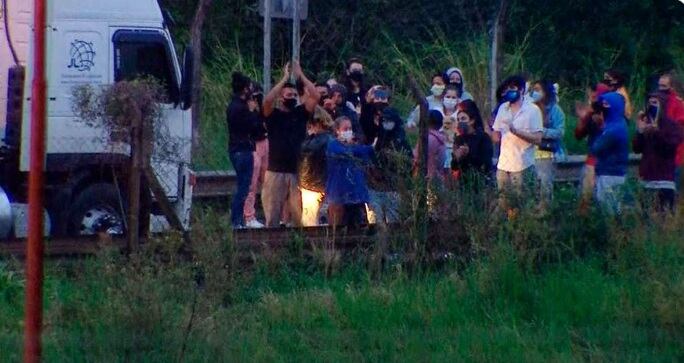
[245,219,265,229]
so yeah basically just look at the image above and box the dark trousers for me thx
[328,203,367,227]
[229,150,254,227]
[643,188,676,213]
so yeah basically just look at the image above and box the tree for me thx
[190,0,213,157]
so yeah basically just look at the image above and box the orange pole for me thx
[24,0,47,362]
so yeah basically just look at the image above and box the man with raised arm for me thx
[261,61,321,227]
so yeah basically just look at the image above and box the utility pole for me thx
[292,0,300,64]
[263,0,271,91]
[24,0,47,361]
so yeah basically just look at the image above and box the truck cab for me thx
[0,0,194,238]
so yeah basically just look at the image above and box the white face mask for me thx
[443,98,458,110]
[430,84,445,97]
[339,130,353,142]
[382,121,396,130]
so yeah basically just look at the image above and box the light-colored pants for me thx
[244,139,269,222]
[580,164,596,202]
[262,171,302,227]
[367,190,399,224]
[535,158,555,207]
[595,175,625,214]
[300,188,324,226]
[496,166,536,212]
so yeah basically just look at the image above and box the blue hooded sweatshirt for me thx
[590,92,629,176]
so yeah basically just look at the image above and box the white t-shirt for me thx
[493,99,543,172]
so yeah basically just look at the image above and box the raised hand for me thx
[281,62,291,81]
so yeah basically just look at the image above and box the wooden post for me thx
[408,75,429,256]
[142,166,192,245]
[127,115,142,251]
[263,0,272,91]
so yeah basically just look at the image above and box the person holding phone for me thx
[632,91,683,213]
[226,72,260,228]
[359,85,391,145]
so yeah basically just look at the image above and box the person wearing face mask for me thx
[440,85,461,171]
[491,75,543,217]
[329,84,364,142]
[658,73,684,185]
[451,100,494,187]
[413,110,447,182]
[633,92,683,213]
[367,107,413,224]
[590,92,629,214]
[343,57,368,112]
[325,116,374,227]
[406,74,447,128]
[530,79,566,210]
[359,85,392,145]
[444,67,473,101]
[298,107,335,226]
[603,68,633,119]
[574,82,611,213]
[261,61,321,227]
[226,72,260,228]
[315,82,331,109]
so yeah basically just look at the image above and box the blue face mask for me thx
[503,90,521,103]
[647,105,659,120]
[530,91,543,102]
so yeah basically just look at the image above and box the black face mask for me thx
[350,71,364,82]
[283,98,297,110]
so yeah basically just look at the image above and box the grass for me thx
[1,194,683,362]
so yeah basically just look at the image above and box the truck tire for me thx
[67,183,126,236]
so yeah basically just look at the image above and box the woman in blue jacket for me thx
[591,92,629,213]
[326,116,374,227]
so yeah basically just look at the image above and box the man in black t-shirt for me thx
[261,61,320,227]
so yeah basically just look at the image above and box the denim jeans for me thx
[229,150,254,227]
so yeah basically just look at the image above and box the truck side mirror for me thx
[180,45,194,111]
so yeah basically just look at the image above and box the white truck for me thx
[0,0,194,238]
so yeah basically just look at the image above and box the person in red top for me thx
[633,91,683,212]
[658,73,684,171]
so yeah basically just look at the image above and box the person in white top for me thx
[491,75,544,216]
[406,73,446,128]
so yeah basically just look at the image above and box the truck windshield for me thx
[113,30,179,104]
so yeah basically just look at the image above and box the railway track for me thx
[193,154,642,198]
[0,226,382,258]
[0,154,642,258]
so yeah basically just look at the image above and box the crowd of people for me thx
[226,58,684,228]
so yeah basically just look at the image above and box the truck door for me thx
[111,29,184,199]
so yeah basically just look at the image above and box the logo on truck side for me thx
[68,40,96,72]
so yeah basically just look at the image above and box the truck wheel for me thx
[68,183,126,236]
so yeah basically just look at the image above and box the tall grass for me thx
[1,184,683,361]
